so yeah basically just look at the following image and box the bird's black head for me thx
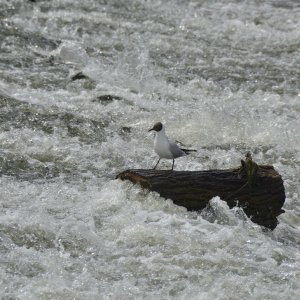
[148,122,163,132]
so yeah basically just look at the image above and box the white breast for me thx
[154,130,174,159]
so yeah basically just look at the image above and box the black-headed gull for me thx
[148,122,196,170]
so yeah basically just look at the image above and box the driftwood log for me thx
[117,156,285,230]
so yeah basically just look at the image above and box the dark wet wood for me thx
[117,165,285,230]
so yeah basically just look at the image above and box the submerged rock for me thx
[0,93,108,143]
[0,93,108,180]
[92,94,123,105]
[70,71,90,81]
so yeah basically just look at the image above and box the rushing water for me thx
[0,0,300,299]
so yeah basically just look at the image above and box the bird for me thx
[148,122,196,170]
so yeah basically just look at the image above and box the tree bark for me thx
[117,164,285,230]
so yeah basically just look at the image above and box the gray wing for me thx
[169,142,186,158]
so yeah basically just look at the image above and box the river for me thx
[0,0,299,299]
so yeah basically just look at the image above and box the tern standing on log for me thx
[148,122,196,170]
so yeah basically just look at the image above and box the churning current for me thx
[0,0,299,299]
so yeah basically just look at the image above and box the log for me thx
[117,158,285,230]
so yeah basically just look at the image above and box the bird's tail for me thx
[181,148,197,155]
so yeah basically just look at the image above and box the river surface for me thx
[0,0,300,299]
